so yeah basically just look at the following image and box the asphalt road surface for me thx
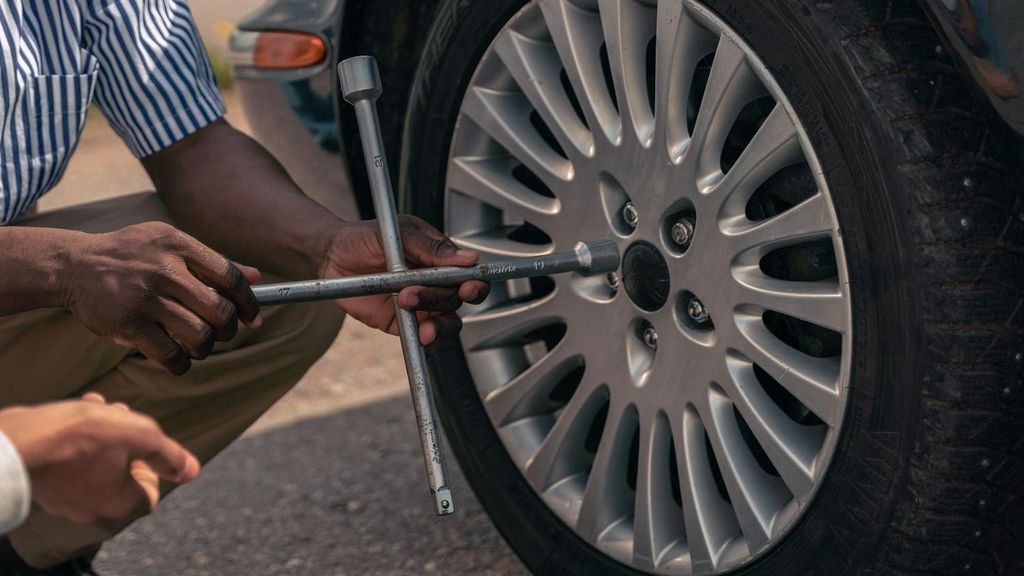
[92,323,529,576]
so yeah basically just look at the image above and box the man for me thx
[0,0,488,574]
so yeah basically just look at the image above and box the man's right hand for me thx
[62,222,263,375]
[0,394,200,526]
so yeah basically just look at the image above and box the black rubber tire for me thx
[398,1,1024,574]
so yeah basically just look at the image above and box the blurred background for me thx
[43,4,527,575]
[43,4,261,212]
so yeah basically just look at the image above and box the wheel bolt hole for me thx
[688,299,710,324]
[626,319,657,386]
[677,291,714,332]
[606,272,621,292]
[671,219,694,248]
[622,202,639,229]
[572,270,618,304]
[642,326,658,349]
[661,202,697,255]
[599,172,636,237]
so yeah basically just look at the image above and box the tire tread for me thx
[816,1,1024,574]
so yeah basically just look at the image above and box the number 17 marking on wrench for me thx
[339,56,454,515]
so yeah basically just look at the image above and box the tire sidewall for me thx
[400,1,925,574]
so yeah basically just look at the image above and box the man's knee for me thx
[261,301,345,375]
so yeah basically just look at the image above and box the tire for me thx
[399,1,1024,574]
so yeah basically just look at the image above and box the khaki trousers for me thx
[0,192,345,568]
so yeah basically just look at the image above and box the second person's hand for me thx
[0,393,200,526]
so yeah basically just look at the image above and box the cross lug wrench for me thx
[249,55,621,516]
[339,55,455,516]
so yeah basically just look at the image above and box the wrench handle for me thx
[341,56,454,515]
[394,306,453,514]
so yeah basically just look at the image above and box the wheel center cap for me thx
[622,241,670,312]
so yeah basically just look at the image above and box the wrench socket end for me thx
[578,239,621,276]
[339,56,382,104]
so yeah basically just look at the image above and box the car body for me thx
[229,0,438,219]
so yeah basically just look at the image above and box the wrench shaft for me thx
[341,57,454,515]
[252,240,618,306]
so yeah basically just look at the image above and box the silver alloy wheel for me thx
[443,1,852,574]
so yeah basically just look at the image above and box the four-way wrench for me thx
[251,56,621,516]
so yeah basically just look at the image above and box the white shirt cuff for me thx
[0,430,31,534]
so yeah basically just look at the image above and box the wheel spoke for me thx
[597,0,656,144]
[484,341,584,425]
[704,387,790,552]
[525,379,607,491]
[732,312,843,426]
[576,401,636,541]
[496,30,596,158]
[632,413,684,569]
[711,104,802,202]
[675,406,739,573]
[690,34,768,181]
[733,276,848,334]
[725,192,834,257]
[463,85,575,186]
[654,2,717,161]
[448,156,560,228]
[722,353,824,497]
[454,229,554,258]
[461,291,561,351]
[538,0,622,142]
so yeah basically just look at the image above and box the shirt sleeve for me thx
[83,0,227,158]
[0,431,31,535]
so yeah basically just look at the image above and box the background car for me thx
[230,1,1023,575]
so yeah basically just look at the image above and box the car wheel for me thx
[400,0,1024,574]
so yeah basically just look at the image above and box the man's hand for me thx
[321,216,490,345]
[0,394,200,526]
[62,222,263,375]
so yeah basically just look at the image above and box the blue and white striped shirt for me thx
[0,0,225,224]
[1,0,224,534]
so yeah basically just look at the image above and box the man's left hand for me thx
[320,216,490,345]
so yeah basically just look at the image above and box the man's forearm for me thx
[143,120,344,280]
[0,227,79,316]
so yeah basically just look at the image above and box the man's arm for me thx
[84,0,487,351]
[0,222,263,375]
[142,120,340,281]
[143,120,491,345]
[0,0,480,379]
[0,120,484,374]
[0,228,76,317]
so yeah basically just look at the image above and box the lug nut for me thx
[642,326,659,349]
[622,202,639,228]
[687,297,711,324]
[606,272,621,291]
[671,218,695,248]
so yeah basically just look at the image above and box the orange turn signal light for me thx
[253,31,327,70]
